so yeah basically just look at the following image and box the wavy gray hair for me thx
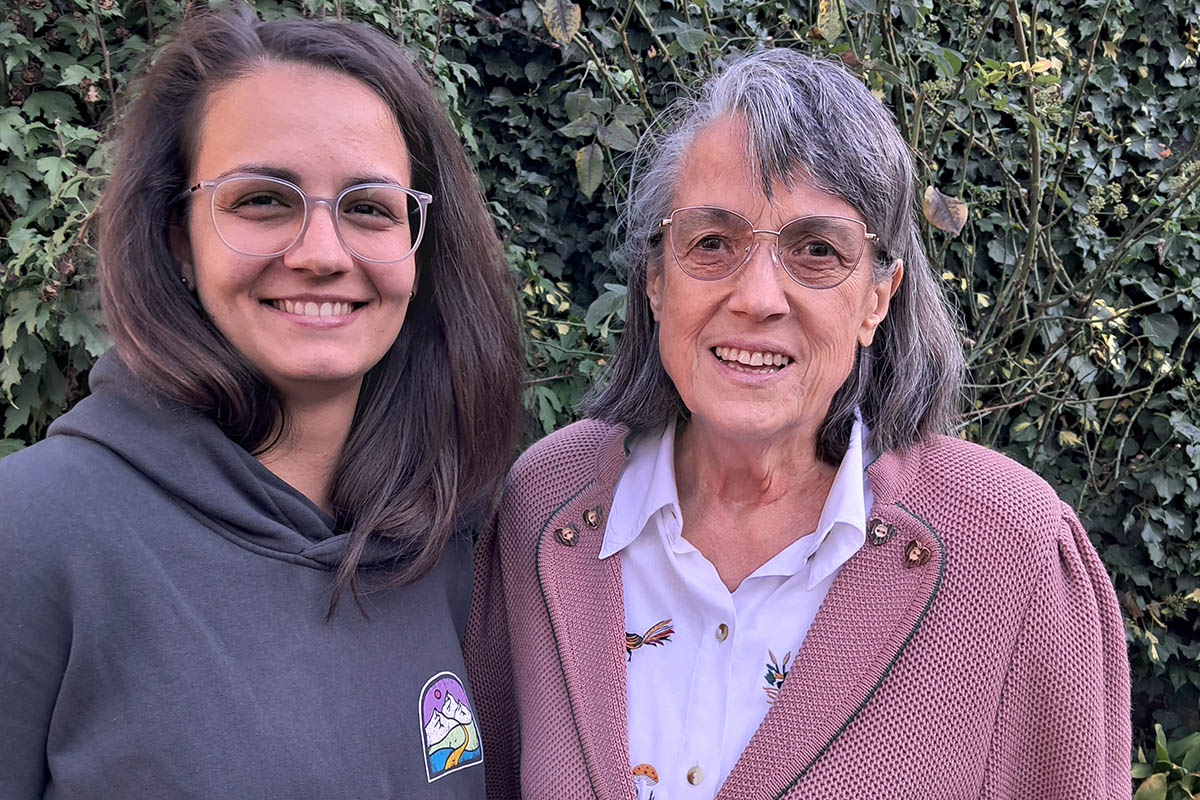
[579,48,964,463]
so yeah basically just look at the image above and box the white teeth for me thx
[271,300,355,317]
[713,346,792,369]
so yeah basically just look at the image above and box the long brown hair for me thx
[96,3,523,607]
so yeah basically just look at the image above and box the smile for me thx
[712,346,792,374]
[267,299,364,317]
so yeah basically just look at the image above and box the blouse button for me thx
[715,623,729,642]
[687,765,704,785]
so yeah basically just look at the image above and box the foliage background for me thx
[2,0,1198,789]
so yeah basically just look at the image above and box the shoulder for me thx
[0,434,127,516]
[507,418,626,491]
[496,419,627,542]
[0,434,139,558]
[881,435,1075,568]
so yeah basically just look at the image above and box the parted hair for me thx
[96,3,523,605]
[580,48,964,463]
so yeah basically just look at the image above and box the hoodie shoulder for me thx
[0,434,143,543]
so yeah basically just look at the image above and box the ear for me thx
[170,224,195,288]
[857,258,904,348]
[645,260,665,323]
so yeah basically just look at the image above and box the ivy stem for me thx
[91,9,117,109]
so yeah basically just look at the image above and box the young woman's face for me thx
[181,62,418,405]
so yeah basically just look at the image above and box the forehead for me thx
[672,113,863,224]
[192,62,411,185]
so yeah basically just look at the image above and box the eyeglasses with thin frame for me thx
[182,174,433,264]
[659,206,879,289]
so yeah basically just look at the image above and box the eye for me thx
[805,241,835,258]
[225,192,291,210]
[696,234,729,251]
[345,201,394,219]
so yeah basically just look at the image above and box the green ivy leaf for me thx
[20,91,78,123]
[1132,772,1167,800]
[1143,314,1179,348]
[574,143,604,199]
[34,156,77,195]
[0,438,26,458]
[675,27,707,55]
[584,285,627,335]
[59,311,108,358]
[0,108,26,158]
[558,115,599,138]
[597,120,638,152]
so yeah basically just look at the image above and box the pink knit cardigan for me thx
[465,420,1132,799]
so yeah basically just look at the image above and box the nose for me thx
[725,235,790,319]
[281,199,354,275]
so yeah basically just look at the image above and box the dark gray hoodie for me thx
[0,352,486,799]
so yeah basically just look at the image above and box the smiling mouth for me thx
[712,346,792,374]
[266,299,366,318]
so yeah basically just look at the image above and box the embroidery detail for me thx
[626,619,674,661]
[763,649,792,704]
[419,671,483,782]
[632,763,660,800]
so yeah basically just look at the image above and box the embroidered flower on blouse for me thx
[763,650,792,704]
[626,619,675,662]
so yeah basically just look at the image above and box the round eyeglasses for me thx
[183,174,433,264]
[660,206,879,289]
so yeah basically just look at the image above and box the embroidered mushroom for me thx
[632,763,659,800]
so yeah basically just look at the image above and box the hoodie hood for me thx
[47,351,393,569]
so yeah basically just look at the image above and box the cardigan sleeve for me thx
[464,513,522,800]
[980,503,1131,798]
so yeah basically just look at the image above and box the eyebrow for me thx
[214,163,408,190]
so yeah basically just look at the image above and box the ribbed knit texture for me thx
[465,420,1131,799]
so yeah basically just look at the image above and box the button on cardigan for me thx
[464,420,1132,800]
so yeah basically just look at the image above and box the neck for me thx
[673,418,839,590]
[256,383,361,514]
[675,418,836,510]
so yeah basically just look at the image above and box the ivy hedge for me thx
[2,0,1198,790]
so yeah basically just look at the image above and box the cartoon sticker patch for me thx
[419,671,483,782]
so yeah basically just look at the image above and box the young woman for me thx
[0,6,521,798]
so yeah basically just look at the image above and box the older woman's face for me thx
[647,114,902,448]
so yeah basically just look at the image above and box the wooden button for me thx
[555,524,579,547]
[715,623,729,642]
[904,539,931,567]
[583,505,604,529]
[687,765,704,785]
[867,518,894,546]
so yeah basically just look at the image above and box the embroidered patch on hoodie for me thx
[626,618,675,662]
[419,671,483,782]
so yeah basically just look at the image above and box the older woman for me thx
[0,6,520,797]
[467,49,1130,798]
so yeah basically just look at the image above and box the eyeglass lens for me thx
[668,207,868,287]
[210,176,421,262]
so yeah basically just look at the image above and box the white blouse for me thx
[600,418,872,799]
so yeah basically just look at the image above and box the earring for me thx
[410,290,415,299]
[180,275,190,288]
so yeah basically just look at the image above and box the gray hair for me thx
[579,48,964,463]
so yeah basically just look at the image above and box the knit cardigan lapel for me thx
[535,431,636,800]
[716,444,944,799]
[536,430,941,800]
